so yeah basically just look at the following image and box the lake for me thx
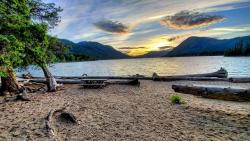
[18,56,250,77]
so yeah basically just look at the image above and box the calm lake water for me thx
[18,56,250,77]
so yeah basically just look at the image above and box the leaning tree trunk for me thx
[41,66,57,92]
[1,67,21,94]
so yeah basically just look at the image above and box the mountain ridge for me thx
[59,35,250,60]
[165,36,250,57]
[60,39,129,60]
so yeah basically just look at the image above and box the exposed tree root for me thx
[15,88,31,101]
[44,103,77,140]
[44,107,66,139]
[15,94,30,101]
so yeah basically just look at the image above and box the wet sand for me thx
[0,80,250,141]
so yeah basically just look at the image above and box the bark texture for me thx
[41,66,57,92]
[153,68,228,81]
[172,84,250,101]
[1,68,20,94]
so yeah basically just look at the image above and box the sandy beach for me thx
[0,80,250,141]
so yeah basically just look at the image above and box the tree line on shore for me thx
[224,40,250,56]
[0,0,67,94]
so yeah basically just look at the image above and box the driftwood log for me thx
[172,84,250,101]
[20,68,227,80]
[152,76,229,82]
[25,75,152,80]
[19,68,250,83]
[27,78,141,85]
[229,77,250,83]
[30,79,83,84]
[153,68,228,81]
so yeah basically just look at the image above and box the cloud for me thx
[118,47,146,50]
[160,11,225,29]
[158,46,172,50]
[47,0,249,53]
[167,36,183,42]
[94,20,131,34]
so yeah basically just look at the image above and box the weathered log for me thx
[153,68,228,81]
[55,75,152,80]
[153,76,229,82]
[18,68,228,82]
[28,78,142,85]
[22,76,229,84]
[172,84,250,101]
[19,74,151,80]
[229,77,250,83]
[28,77,228,84]
[30,79,83,84]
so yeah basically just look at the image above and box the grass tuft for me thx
[170,95,182,104]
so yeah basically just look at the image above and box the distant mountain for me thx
[138,50,171,58]
[60,39,76,47]
[165,36,250,57]
[60,39,129,60]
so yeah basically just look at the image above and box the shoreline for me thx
[0,80,250,140]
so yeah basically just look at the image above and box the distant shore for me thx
[0,80,250,140]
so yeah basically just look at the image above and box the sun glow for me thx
[120,36,180,56]
[149,38,172,50]
[154,42,169,49]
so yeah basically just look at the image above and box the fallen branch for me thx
[172,84,250,101]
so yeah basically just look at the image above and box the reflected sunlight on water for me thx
[18,56,250,77]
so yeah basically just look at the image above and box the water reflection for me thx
[18,56,250,77]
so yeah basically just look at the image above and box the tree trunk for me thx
[41,66,57,92]
[1,68,21,94]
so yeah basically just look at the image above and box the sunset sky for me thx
[45,0,250,56]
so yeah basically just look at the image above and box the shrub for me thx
[170,95,182,104]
